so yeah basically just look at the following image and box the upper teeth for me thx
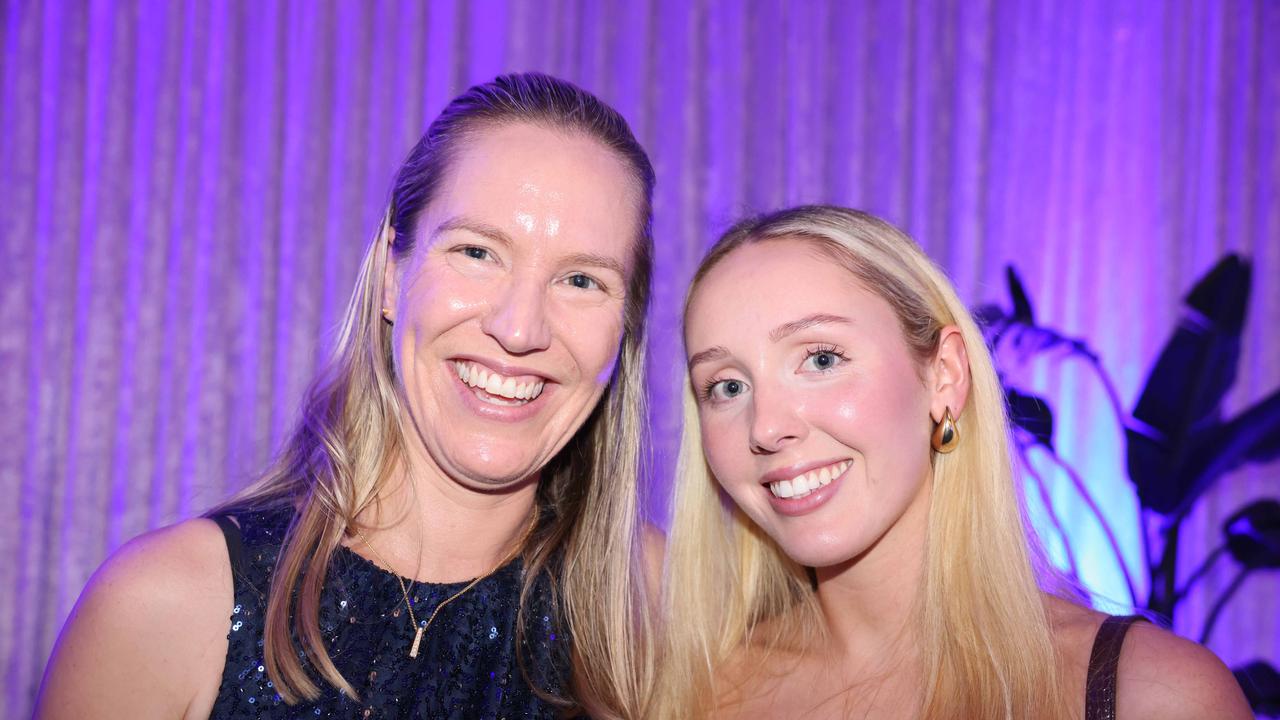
[768,460,851,499]
[453,361,545,402]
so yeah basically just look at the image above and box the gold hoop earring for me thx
[931,407,959,453]
[381,307,393,324]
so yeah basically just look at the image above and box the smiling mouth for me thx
[767,460,852,499]
[452,361,547,405]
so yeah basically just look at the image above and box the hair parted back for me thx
[657,205,1071,720]
[211,72,656,717]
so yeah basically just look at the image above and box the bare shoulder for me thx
[1043,595,1251,720]
[1045,594,1109,653]
[33,517,235,719]
[1115,621,1252,720]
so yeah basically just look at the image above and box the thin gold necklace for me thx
[354,505,538,659]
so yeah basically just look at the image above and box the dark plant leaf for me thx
[972,303,1009,347]
[1245,388,1280,464]
[1251,431,1280,463]
[1169,388,1280,516]
[1006,266,1035,324]
[1126,254,1251,515]
[1007,389,1054,449]
[1223,499,1280,570]
[1005,325,1090,366]
[1233,660,1280,715]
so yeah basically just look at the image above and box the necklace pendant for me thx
[409,625,424,658]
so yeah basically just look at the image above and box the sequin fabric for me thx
[210,507,572,719]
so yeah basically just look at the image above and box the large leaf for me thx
[1006,266,1035,325]
[972,303,1010,348]
[1168,388,1280,515]
[1223,499,1280,570]
[980,267,1092,370]
[1245,388,1280,463]
[1007,389,1055,449]
[1233,660,1280,716]
[1126,254,1251,514]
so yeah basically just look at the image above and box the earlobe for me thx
[382,227,399,323]
[929,326,971,422]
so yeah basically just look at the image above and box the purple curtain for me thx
[2,1,1277,715]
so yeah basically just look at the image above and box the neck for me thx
[813,479,931,670]
[351,448,538,583]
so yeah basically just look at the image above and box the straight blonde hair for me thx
[210,74,656,718]
[657,205,1070,719]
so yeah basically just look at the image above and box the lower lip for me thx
[764,467,848,517]
[449,366,550,422]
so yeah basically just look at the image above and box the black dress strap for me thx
[1085,614,1147,720]
[211,514,247,579]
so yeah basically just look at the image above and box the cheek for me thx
[698,411,748,486]
[827,374,932,485]
[595,349,620,385]
[821,365,929,436]
[404,269,485,325]
[558,304,626,383]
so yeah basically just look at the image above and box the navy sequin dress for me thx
[208,507,573,719]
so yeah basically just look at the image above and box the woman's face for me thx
[685,239,938,569]
[384,123,639,492]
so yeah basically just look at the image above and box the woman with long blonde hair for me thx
[659,205,1250,719]
[36,73,656,719]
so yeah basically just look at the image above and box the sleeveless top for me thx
[207,507,573,719]
[1084,614,1147,720]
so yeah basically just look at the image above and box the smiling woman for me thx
[383,123,637,491]
[657,205,1252,720]
[33,74,657,720]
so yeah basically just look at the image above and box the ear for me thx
[381,226,399,322]
[928,326,971,422]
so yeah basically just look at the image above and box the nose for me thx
[480,278,552,355]
[748,384,807,454]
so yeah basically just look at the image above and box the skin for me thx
[685,238,1253,719]
[361,122,636,579]
[33,122,641,719]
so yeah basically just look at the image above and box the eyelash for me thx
[456,247,607,292]
[563,273,605,292]
[698,376,729,402]
[698,376,748,404]
[457,245,495,262]
[698,345,848,402]
[803,344,849,372]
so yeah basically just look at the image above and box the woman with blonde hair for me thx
[36,73,656,719]
[660,205,1250,719]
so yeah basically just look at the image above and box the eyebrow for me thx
[769,313,852,342]
[687,346,729,370]
[687,313,852,370]
[431,217,513,247]
[561,251,627,277]
[432,217,627,277]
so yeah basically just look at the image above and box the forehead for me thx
[427,123,641,243]
[685,238,901,348]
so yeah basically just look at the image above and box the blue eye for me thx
[564,273,601,291]
[461,246,491,261]
[702,378,748,402]
[802,347,847,372]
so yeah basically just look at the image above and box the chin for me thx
[771,529,868,570]
[432,444,538,488]
[460,462,540,489]
[781,545,857,570]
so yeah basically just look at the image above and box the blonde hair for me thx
[210,74,656,717]
[658,205,1069,719]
